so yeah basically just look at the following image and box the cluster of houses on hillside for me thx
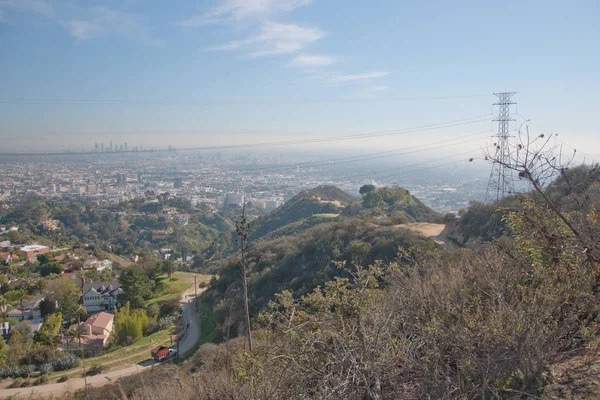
[3,280,122,354]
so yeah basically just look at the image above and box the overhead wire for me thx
[0,114,492,156]
[0,94,491,106]
[238,130,493,172]
[341,149,479,181]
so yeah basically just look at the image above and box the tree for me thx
[139,254,162,281]
[363,191,384,209]
[37,253,52,265]
[235,203,253,352]
[114,302,149,345]
[349,241,372,266]
[192,253,205,270]
[6,230,20,244]
[59,294,86,326]
[0,303,9,323]
[162,258,176,280]
[484,127,600,274]
[40,263,61,277]
[359,184,376,195]
[35,312,62,348]
[12,289,27,320]
[39,298,57,318]
[0,333,6,367]
[119,265,154,309]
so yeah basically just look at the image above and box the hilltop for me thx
[247,185,355,241]
[343,185,442,223]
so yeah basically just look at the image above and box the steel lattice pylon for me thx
[485,92,516,203]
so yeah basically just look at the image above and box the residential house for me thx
[20,244,50,260]
[175,215,189,226]
[7,295,44,322]
[152,228,173,241]
[97,260,113,272]
[83,257,113,272]
[63,312,114,355]
[82,281,123,312]
[0,251,19,264]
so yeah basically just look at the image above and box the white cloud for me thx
[0,1,162,45]
[63,7,164,46]
[368,85,390,92]
[209,22,324,57]
[0,0,54,19]
[289,54,336,67]
[181,0,312,27]
[65,19,104,39]
[328,71,389,83]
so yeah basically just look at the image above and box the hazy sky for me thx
[0,0,598,158]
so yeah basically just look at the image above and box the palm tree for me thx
[66,322,87,347]
[70,316,89,395]
[0,297,10,323]
[15,289,27,321]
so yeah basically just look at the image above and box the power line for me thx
[0,114,492,157]
[375,159,472,182]
[515,113,598,165]
[0,94,491,106]
[239,130,492,173]
[244,153,477,196]
[342,149,479,181]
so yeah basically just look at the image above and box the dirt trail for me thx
[392,222,447,245]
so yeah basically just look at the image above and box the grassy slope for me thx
[146,272,212,306]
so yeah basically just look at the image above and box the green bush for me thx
[85,364,105,376]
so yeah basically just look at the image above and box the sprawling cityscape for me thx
[0,149,491,215]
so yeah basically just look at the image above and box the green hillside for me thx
[247,185,355,241]
[343,186,442,223]
[199,217,439,343]
[448,164,600,245]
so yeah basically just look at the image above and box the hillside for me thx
[247,185,355,241]
[65,163,600,400]
[199,217,439,343]
[343,186,442,223]
[447,164,600,245]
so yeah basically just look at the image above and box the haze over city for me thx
[0,0,598,156]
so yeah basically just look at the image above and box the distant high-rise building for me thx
[110,140,113,152]
[265,200,280,211]
[119,144,124,152]
[94,143,99,152]
[216,152,222,161]
[100,143,104,152]
[168,145,173,151]
[124,142,128,152]
[174,178,183,189]
[137,172,144,183]
[116,173,126,185]
[224,193,245,208]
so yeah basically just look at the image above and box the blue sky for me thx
[0,0,598,157]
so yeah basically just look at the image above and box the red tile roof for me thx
[84,312,114,330]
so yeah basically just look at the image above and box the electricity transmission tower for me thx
[485,92,516,203]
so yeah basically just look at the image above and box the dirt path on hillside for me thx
[392,222,447,245]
